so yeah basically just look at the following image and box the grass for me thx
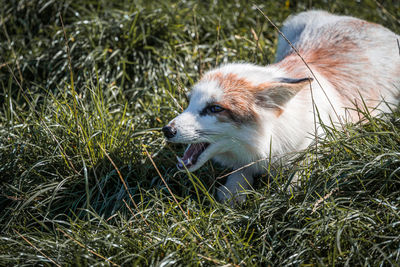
[0,0,399,265]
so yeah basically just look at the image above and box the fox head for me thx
[162,63,312,172]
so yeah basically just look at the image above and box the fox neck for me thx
[253,63,316,165]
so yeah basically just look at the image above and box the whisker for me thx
[195,130,220,136]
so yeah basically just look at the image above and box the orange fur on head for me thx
[203,72,311,121]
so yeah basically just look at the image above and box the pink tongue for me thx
[177,143,209,169]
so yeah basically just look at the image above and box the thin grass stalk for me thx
[99,144,149,226]
[59,14,80,140]
[57,228,120,267]
[143,146,189,221]
[14,230,62,267]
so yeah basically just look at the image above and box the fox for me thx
[162,10,400,204]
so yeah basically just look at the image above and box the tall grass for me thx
[0,0,399,265]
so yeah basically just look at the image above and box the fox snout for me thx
[162,124,177,139]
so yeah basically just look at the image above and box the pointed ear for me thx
[255,77,313,109]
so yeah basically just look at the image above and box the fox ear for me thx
[255,77,313,109]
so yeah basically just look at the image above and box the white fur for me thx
[165,11,400,205]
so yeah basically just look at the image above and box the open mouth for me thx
[177,143,210,170]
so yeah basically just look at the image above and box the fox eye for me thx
[208,105,224,113]
[200,104,225,116]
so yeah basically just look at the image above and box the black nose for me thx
[162,125,177,139]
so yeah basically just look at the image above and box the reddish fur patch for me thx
[274,108,284,117]
[202,72,273,123]
[201,72,309,122]
[276,31,380,120]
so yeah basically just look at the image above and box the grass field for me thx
[1,0,399,265]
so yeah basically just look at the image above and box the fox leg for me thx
[216,169,254,206]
